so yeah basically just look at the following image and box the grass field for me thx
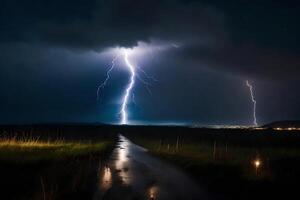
[1,125,300,199]
[133,137,300,178]
[0,127,116,200]
[0,136,113,162]
[125,129,300,199]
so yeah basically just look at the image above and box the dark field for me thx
[123,126,300,200]
[1,125,300,200]
[0,125,116,200]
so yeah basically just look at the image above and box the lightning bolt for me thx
[97,48,158,125]
[132,93,137,106]
[246,80,258,126]
[97,55,118,101]
[120,51,136,124]
[136,74,153,96]
[137,66,158,83]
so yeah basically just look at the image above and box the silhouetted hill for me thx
[263,120,300,128]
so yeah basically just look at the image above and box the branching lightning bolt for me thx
[246,80,258,126]
[131,93,137,107]
[97,49,158,125]
[136,74,153,96]
[137,66,158,82]
[97,55,118,101]
[120,51,136,124]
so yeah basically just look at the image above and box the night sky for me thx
[0,0,299,125]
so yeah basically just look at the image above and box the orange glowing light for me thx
[100,166,112,191]
[254,159,261,168]
[148,185,159,200]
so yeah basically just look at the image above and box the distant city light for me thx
[273,127,300,131]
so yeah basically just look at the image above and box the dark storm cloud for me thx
[0,0,300,125]
[1,0,299,80]
[172,42,300,80]
[0,0,223,49]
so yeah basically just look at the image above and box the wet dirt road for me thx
[93,135,214,200]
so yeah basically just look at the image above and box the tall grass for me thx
[132,137,300,182]
[0,136,112,162]
[0,135,65,148]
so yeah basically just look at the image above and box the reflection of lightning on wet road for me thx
[95,135,212,200]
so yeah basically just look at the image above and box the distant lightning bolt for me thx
[246,80,258,126]
[120,51,136,124]
[97,55,118,101]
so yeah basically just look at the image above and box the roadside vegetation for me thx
[0,125,116,200]
[125,128,300,200]
[0,136,113,162]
